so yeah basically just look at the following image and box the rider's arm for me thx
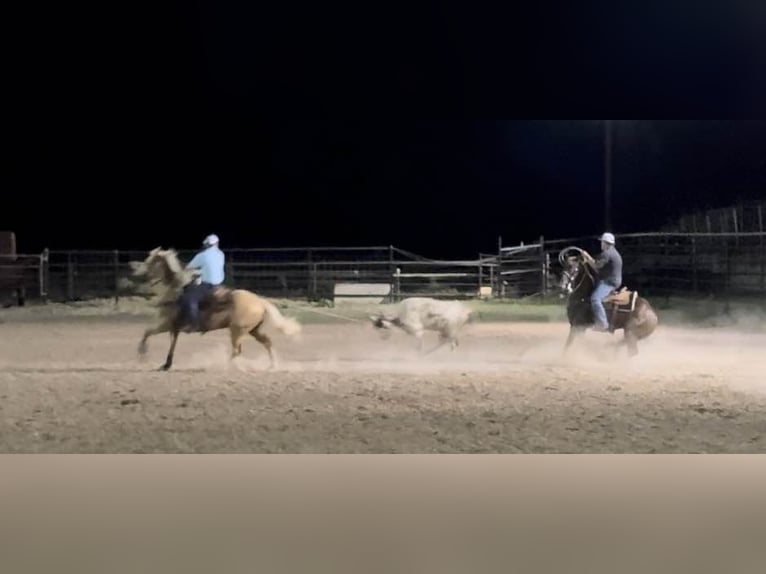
[591,252,608,270]
[582,250,608,271]
[187,252,204,269]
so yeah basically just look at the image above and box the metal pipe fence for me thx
[10,246,497,304]
[5,232,766,306]
[543,232,766,297]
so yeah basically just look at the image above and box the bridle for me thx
[558,246,595,300]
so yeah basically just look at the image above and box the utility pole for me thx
[604,119,612,231]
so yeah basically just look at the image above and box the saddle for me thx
[174,286,234,334]
[199,286,234,313]
[602,287,637,333]
[603,287,637,311]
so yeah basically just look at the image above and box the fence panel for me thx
[0,253,43,305]
[493,239,549,299]
[22,232,766,304]
[544,232,766,298]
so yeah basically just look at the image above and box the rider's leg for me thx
[183,285,204,330]
[590,281,614,331]
[190,283,215,330]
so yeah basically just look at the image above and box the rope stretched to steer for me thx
[278,303,367,324]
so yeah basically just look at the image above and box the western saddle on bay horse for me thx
[603,287,639,332]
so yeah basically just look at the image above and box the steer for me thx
[369,297,474,353]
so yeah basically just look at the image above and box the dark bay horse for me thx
[557,246,659,356]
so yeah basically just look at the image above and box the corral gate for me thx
[495,236,551,299]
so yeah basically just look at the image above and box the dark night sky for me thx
[5,3,766,257]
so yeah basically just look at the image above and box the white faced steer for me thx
[369,297,474,353]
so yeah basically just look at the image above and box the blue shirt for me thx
[187,246,225,285]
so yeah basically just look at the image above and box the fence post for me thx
[497,235,503,300]
[113,250,120,306]
[759,204,765,292]
[691,237,698,294]
[306,249,313,300]
[311,263,318,301]
[539,235,547,298]
[387,246,395,303]
[724,235,731,295]
[478,261,483,296]
[39,248,49,302]
[393,268,401,302]
[67,252,75,301]
[545,253,551,296]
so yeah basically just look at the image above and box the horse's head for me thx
[557,246,593,297]
[131,247,196,303]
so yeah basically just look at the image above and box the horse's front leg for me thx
[138,324,169,358]
[563,325,582,355]
[139,322,170,358]
[160,330,180,371]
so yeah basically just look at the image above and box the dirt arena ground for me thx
[2,309,766,453]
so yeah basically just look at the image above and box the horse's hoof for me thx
[159,363,171,371]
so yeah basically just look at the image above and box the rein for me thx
[564,258,595,300]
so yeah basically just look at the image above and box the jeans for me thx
[180,283,215,328]
[590,281,616,329]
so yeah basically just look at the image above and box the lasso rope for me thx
[278,303,367,323]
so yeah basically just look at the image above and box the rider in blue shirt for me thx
[181,234,225,331]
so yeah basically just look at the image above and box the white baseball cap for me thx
[203,234,219,246]
[600,232,615,244]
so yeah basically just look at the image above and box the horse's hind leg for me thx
[230,326,248,360]
[250,325,276,369]
[624,331,639,357]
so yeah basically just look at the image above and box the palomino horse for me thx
[131,247,301,370]
[557,246,658,356]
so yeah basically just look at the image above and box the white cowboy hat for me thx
[203,234,219,247]
[599,232,615,245]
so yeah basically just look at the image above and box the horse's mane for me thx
[130,247,197,307]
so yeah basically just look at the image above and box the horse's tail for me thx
[262,300,302,337]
